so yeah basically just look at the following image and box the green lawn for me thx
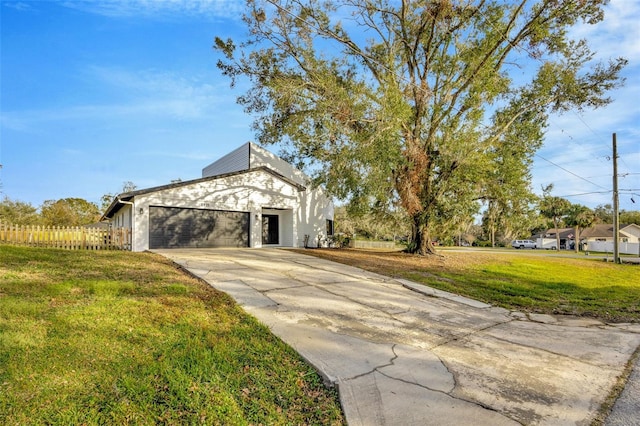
[416,256,640,322]
[296,248,640,323]
[0,245,344,425]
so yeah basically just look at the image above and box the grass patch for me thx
[296,248,640,323]
[0,245,344,425]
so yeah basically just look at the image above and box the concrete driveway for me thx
[155,248,640,425]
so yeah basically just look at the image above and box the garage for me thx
[149,206,249,249]
[102,143,335,251]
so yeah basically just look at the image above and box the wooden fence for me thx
[0,222,131,250]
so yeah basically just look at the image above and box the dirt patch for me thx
[290,248,505,277]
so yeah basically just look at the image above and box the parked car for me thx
[511,239,537,249]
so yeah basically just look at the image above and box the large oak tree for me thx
[216,0,626,254]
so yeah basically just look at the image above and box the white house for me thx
[102,143,334,251]
[534,224,640,255]
[581,223,640,255]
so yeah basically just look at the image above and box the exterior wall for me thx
[129,169,299,251]
[113,143,335,251]
[201,142,308,186]
[111,204,132,229]
[202,143,250,178]
[620,225,640,242]
[583,227,640,255]
[296,186,334,248]
[124,169,333,252]
[584,229,640,244]
[249,143,308,186]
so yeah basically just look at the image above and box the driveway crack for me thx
[346,343,523,425]
[426,318,516,350]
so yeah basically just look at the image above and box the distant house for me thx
[581,223,640,255]
[581,223,640,242]
[102,143,334,252]
[534,227,574,250]
[534,224,640,254]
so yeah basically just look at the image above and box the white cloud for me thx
[59,0,243,20]
[532,0,640,211]
[2,1,34,12]
[1,67,233,127]
[0,114,30,132]
[86,65,221,102]
[570,0,640,62]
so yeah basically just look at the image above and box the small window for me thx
[326,219,334,236]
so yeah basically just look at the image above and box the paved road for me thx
[604,352,640,426]
[156,248,640,426]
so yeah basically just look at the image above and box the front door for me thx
[262,214,279,245]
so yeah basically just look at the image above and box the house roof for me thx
[580,223,616,239]
[101,166,307,220]
[533,224,636,240]
[533,227,574,239]
[536,223,640,240]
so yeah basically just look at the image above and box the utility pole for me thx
[612,133,620,264]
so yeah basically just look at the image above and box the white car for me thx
[511,239,537,249]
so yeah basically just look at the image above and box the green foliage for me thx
[564,203,596,252]
[0,197,39,225]
[0,196,106,226]
[620,210,640,225]
[539,186,572,249]
[593,204,640,225]
[217,0,626,255]
[594,203,613,222]
[565,204,594,227]
[0,246,345,425]
[101,181,138,212]
[40,197,101,226]
[334,205,409,241]
[539,187,572,224]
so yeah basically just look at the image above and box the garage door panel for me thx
[149,207,249,249]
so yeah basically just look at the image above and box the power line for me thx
[535,154,610,190]
[556,190,611,198]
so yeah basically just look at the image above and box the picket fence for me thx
[0,222,131,250]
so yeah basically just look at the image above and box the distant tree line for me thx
[0,197,101,227]
[0,182,137,227]
[335,192,640,249]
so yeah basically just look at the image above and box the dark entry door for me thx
[262,214,279,245]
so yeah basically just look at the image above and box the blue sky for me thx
[1,0,638,213]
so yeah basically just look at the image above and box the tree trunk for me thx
[407,214,437,255]
[574,226,580,253]
[554,219,560,251]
